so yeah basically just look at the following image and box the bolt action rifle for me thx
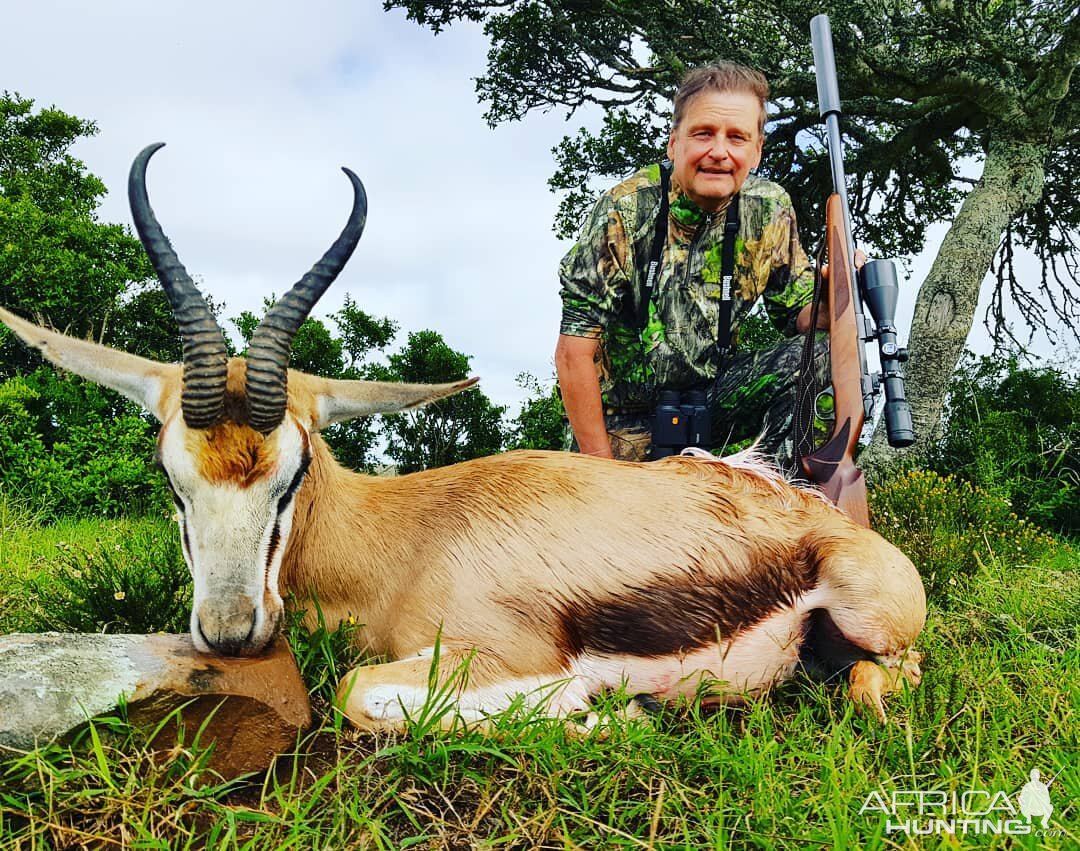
[798,15,915,527]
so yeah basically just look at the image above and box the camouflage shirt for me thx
[559,164,815,410]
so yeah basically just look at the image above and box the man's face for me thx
[667,90,764,212]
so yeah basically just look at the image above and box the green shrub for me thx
[929,353,1080,536]
[284,602,365,711]
[0,368,169,520]
[507,372,566,451]
[22,524,190,634]
[869,469,1067,601]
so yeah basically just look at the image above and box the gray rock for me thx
[0,633,312,776]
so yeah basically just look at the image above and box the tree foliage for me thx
[235,314,509,473]
[928,352,1080,536]
[0,94,510,516]
[0,94,172,518]
[507,372,566,451]
[233,294,401,471]
[0,93,160,377]
[378,330,508,472]
[389,0,1080,466]
[0,368,168,518]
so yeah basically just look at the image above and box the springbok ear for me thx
[311,375,480,428]
[0,306,178,421]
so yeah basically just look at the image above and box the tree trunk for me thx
[860,134,1046,480]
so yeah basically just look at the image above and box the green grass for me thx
[0,496,183,634]
[0,489,1077,849]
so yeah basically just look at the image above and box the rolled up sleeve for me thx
[762,201,816,337]
[559,193,632,339]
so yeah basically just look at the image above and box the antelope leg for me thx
[335,653,590,734]
[848,651,923,722]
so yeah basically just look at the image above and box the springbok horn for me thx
[245,168,367,434]
[129,143,228,430]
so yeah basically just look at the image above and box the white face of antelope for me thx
[157,409,312,656]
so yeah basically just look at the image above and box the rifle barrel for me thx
[811,13,875,421]
[810,16,843,118]
[810,15,857,272]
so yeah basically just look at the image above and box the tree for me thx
[0,94,508,511]
[378,330,507,471]
[0,95,178,517]
[0,93,159,376]
[388,0,1080,472]
[233,294,400,471]
[507,372,566,451]
[928,351,1080,535]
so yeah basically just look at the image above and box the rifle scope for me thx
[860,261,915,447]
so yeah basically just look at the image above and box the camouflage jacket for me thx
[559,164,815,410]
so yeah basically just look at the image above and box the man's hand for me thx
[796,249,867,332]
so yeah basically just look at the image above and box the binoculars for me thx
[650,390,712,459]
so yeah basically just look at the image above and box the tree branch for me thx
[1025,7,1080,121]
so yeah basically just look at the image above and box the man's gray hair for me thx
[672,62,769,135]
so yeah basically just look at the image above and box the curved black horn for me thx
[245,168,367,434]
[129,143,228,429]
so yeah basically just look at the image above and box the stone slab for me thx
[0,632,312,776]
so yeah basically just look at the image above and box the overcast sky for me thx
[6,0,595,409]
[5,1,1068,415]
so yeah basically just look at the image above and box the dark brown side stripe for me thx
[557,553,820,659]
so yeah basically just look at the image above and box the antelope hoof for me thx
[335,669,393,733]
[848,652,923,723]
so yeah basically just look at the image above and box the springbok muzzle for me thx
[195,595,264,656]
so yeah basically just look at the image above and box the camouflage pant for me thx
[571,336,830,473]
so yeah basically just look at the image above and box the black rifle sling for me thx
[716,196,740,353]
[638,162,671,332]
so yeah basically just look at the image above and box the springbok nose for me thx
[195,596,258,656]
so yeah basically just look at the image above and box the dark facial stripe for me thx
[265,452,310,576]
[556,552,820,659]
[161,469,193,571]
[276,452,311,517]
[180,517,193,573]
[265,521,282,573]
[165,478,184,512]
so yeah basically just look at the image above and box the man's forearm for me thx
[796,302,828,332]
[554,335,613,459]
[796,251,867,332]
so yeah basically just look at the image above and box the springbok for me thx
[0,145,925,730]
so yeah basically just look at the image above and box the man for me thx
[556,62,832,469]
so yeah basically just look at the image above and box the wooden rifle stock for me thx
[800,195,870,527]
